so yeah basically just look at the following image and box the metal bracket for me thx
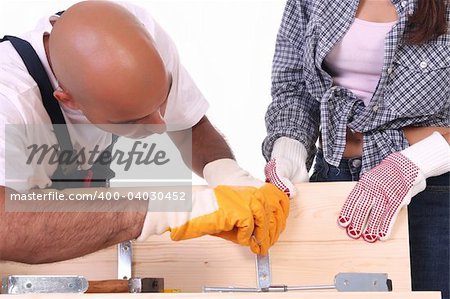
[256,254,271,289]
[118,240,133,280]
[1,275,88,294]
[335,272,391,292]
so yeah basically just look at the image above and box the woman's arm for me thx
[263,0,320,162]
[403,126,450,145]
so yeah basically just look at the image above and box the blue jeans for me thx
[310,150,449,299]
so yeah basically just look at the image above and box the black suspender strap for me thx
[1,33,117,187]
[1,35,74,153]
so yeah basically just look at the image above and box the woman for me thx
[263,0,449,297]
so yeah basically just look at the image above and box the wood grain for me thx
[0,292,440,299]
[1,182,412,294]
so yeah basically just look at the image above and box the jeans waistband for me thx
[312,149,362,182]
[316,149,362,172]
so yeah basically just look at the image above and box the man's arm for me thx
[0,186,146,264]
[169,116,234,177]
[169,116,264,187]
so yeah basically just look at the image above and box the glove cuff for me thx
[203,158,264,187]
[271,137,308,162]
[136,211,169,241]
[136,189,219,241]
[401,132,450,178]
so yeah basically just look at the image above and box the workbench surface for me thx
[1,183,414,293]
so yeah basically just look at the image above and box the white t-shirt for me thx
[0,1,209,192]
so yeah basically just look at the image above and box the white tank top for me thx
[324,18,396,106]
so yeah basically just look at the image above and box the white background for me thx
[0,0,286,185]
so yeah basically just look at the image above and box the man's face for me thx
[78,73,172,139]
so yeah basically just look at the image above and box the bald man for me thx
[0,1,289,263]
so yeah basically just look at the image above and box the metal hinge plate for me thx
[1,275,88,294]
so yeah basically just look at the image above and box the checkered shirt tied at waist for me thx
[263,0,450,174]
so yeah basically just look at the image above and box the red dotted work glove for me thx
[264,137,309,198]
[338,132,450,243]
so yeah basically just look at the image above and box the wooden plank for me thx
[0,292,440,299]
[0,182,411,293]
[0,246,117,279]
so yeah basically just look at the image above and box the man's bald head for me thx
[49,1,169,130]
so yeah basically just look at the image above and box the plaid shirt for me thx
[263,0,450,174]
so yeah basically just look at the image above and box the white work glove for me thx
[338,132,450,243]
[203,158,264,188]
[264,137,309,198]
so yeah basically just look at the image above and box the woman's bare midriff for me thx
[319,127,450,158]
[342,128,364,158]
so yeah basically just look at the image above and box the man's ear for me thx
[53,89,80,110]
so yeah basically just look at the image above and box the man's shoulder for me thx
[0,39,22,67]
[0,58,46,125]
[0,39,37,92]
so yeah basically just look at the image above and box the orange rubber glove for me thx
[214,183,289,254]
[137,184,289,255]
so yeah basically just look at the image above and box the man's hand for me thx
[264,137,309,198]
[338,132,450,242]
[137,184,289,255]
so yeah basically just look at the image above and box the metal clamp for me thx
[204,272,393,293]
